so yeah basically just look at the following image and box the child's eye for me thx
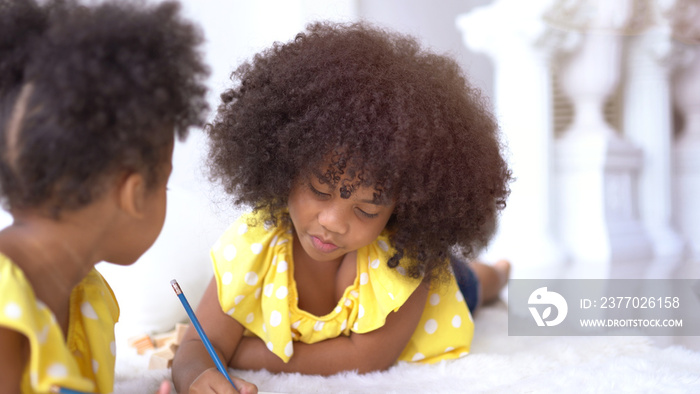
[357,208,379,219]
[309,183,330,199]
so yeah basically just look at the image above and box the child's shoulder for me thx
[216,211,289,245]
[357,232,420,285]
[0,253,45,329]
[212,211,293,275]
[0,254,117,322]
[0,252,31,294]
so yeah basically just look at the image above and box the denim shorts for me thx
[450,255,480,313]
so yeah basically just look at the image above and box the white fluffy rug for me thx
[113,302,700,393]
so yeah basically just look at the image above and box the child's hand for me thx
[157,380,172,394]
[189,368,257,394]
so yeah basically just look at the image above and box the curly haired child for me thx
[172,21,512,394]
[0,0,209,392]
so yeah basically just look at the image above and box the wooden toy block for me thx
[127,333,154,355]
[153,332,174,349]
[148,345,175,370]
[174,322,189,345]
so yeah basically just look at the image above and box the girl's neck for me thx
[0,217,95,297]
[292,234,357,316]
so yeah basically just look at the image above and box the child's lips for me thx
[311,235,339,253]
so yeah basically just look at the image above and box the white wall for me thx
[359,0,494,98]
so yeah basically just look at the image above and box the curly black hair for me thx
[0,0,209,216]
[207,22,511,282]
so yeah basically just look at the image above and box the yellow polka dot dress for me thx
[0,254,119,393]
[212,213,473,365]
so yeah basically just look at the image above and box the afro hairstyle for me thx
[0,0,209,216]
[207,21,511,282]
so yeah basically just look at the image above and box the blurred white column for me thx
[457,0,566,279]
[550,0,653,278]
[622,22,685,277]
[670,0,700,260]
[674,48,700,259]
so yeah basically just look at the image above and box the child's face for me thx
[288,174,395,264]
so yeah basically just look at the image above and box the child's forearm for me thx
[231,334,392,375]
[171,338,228,391]
[230,325,419,375]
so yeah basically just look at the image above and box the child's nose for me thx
[318,205,348,235]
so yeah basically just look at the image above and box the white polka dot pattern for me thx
[275,286,288,299]
[244,272,259,286]
[37,325,49,344]
[452,315,462,328]
[4,302,21,319]
[80,302,98,320]
[360,273,369,285]
[424,319,438,334]
[223,245,237,261]
[284,341,294,357]
[277,260,288,272]
[47,363,68,378]
[269,310,282,327]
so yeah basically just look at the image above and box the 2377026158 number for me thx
[599,296,680,309]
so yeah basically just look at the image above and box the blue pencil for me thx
[50,386,93,394]
[170,279,237,390]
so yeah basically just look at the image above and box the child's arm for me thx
[171,278,257,394]
[229,282,430,375]
[0,327,29,393]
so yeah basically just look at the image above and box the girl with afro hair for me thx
[0,0,209,392]
[173,21,512,393]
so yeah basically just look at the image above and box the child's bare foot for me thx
[470,259,511,306]
[493,259,511,288]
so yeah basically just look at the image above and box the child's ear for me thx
[117,172,147,219]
